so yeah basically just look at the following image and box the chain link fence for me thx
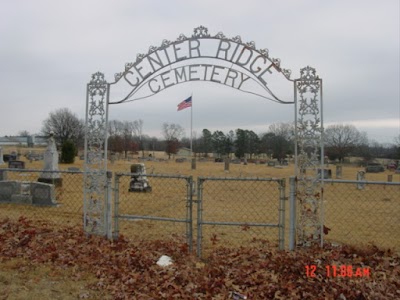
[196,177,286,257]
[113,173,193,249]
[1,168,398,255]
[0,168,84,227]
[322,179,400,250]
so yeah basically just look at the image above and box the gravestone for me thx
[0,147,4,165]
[38,132,62,187]
[0,181,56,205]
[336,165,342,179]
[357,171,366,190]
[387,175,393,182]
[224,158,230,171]
[317,168,332,179]
[11,182,32,204]
[0,170,7,181]
[267,161,276,167]
[0,181,19,202]
[67,167,80,172]
[8,160,25,169]
[191,158,196,170]
[31,182,57,205]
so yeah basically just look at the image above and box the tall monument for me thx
[38,132,62,186]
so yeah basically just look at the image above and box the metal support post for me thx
[289,176,297,251]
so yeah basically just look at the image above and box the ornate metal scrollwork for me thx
[245,41,256,49]
[84,72,109,236]
[295,66,323,247]
[115,26,292,85]
[214,32,226,39]
[192,25,210,38]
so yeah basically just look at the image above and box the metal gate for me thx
[113,173,194,250]
[196,177,286,257]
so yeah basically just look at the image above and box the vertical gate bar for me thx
[113,174,120,239]
[289,176,296,251]
[106,171,112,239]
[186,176,193,252]
[83,83,90,233]
[320,79,325,248]
[278,179,286,250]
[197,178,204,258]
[294,79,298,177]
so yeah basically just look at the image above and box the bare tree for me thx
[132,119,145,157]
[18,130,30,136]
[41,108,84,147]
[324,124,367,161]
[268,122,294,141]
[107,120,141,158]
[162,123,184,159]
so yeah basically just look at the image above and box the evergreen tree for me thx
[61,140,76,164]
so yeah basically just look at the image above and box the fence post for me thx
[186,176,193,252]
[113,173,120,240]
[106,171,113,239]
[197,178,204,258]
[278,178,286,250]
[289,176,297,251]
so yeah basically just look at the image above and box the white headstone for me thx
[39,133,61,180]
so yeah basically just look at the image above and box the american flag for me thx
[177,96,192,111]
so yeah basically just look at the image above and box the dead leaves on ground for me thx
[0,217,399,299]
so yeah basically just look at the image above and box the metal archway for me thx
[84,26,324,248]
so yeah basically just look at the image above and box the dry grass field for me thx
[1,148,399,253]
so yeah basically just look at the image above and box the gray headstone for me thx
[336,165,342,179]
[191,158,196,170]
[0,147,4,165]
[224,158,230,171]
[31,182,56,206]
[0,181,19,202]
[12,183,33,205]
[0,170,7,181]
[318,168,332,179]
[8,160,25,169]
[67,167,80,172]
[357,171,366,190]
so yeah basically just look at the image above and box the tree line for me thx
[24,107,400,163]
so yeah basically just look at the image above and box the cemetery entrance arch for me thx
[84,26,323,248]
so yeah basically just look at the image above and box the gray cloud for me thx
[0,0,398,143]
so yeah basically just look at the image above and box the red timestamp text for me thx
[305,265,371,278]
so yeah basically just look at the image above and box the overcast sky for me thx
[1,0,399,143]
